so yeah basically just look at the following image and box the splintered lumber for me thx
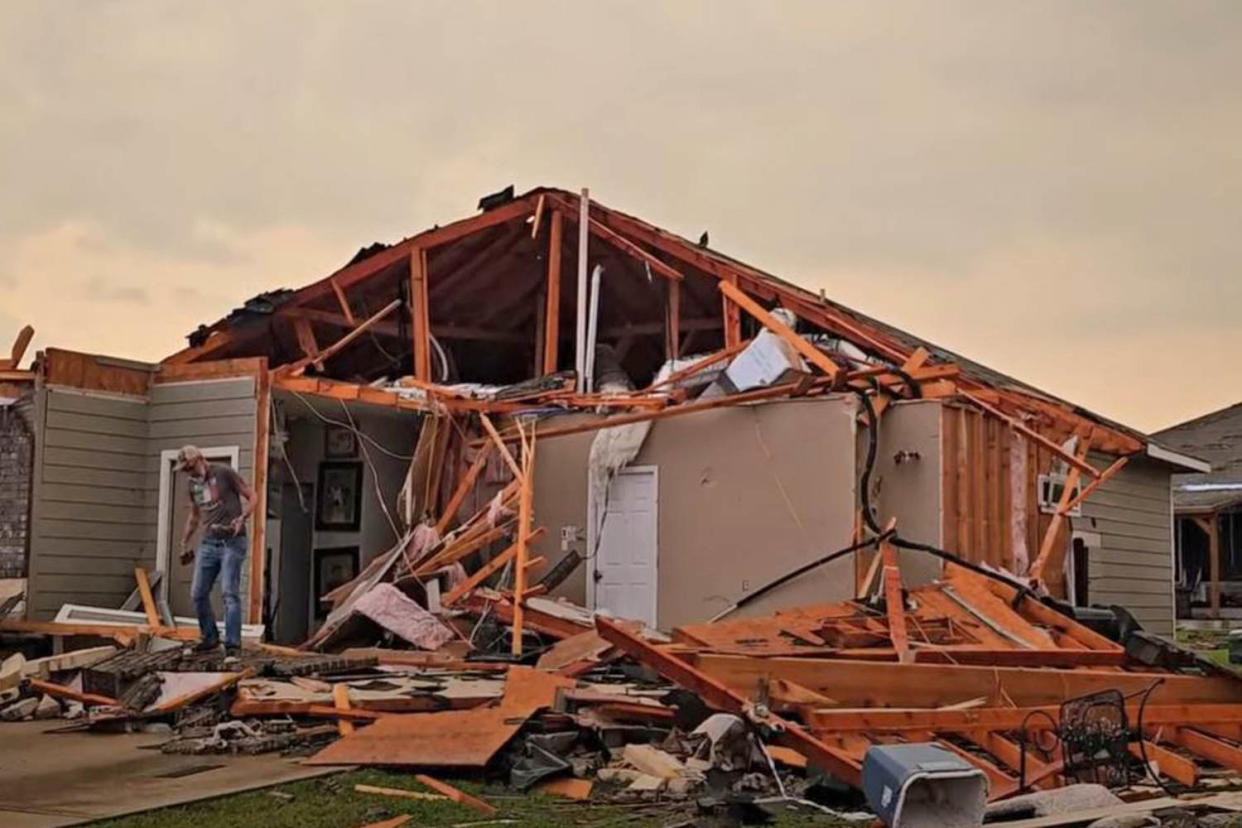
[512,424,535,656]
[354,784,447,802]
[879,540,910,662]
[230,699,384,721]
[8,325,34,369]
[645,339,751,391]
[1128,741,1198,786]
[718,279,841,380]
[334,682,355,736]
[278,298,402,377]
[595,616,862,785]
[414,774,498,816]
[21,646,117,679]
[440,529,548,606]
[806,703,1242,734]
[435,443,493,534]
[542,209,563,374]
[536,777,593,800]
[134,567,161,630]
[479,413,523,479]
[959,389,1100,479]
[27,679,117,707]
[1029,432,1093,583]
[868,347,930,421]
[765,745,808,769]
[150,670,248,714]
[692,654,1242,708]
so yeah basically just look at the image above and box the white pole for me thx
[584,264,604,393]
[575,188,590,392]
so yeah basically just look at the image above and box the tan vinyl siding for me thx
[1080,455,1174,637]
[27,387,153,619]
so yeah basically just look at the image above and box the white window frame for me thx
[1038,473,1083,517]
[155,445,241,604]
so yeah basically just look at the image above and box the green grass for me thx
[1175,627,1237,671]
[84,768,847,828]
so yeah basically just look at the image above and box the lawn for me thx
[85,768,848,828]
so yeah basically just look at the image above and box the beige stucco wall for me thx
[530,397,858,630]
[866,399,945,586]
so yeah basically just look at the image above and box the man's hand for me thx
[228,516,245,536]
[179,545,195,565]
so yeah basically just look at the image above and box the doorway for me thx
[155,446,240,617]
[590,466,659,626]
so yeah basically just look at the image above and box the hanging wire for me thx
[287,389,415,460]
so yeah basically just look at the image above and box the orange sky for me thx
[1,2,1239,433]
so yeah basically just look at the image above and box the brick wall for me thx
[0,400,33,578]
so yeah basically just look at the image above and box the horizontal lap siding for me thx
[28,388,153,619]
[27,377,259,620]
[146,378,257,600]
[1080,455,1174,637]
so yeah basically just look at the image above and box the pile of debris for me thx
[8,554,1242,827]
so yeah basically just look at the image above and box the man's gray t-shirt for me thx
[188,463,245,537]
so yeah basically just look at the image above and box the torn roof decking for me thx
[164,186,1189,462]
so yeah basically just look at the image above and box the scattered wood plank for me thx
[28,679,117,707]
[354,784,447,802]
[414,774,498,816]
[334,682,355,737]
[536,777,593,800]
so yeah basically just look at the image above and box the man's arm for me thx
[229,471,258,536]
[181,500,201,562]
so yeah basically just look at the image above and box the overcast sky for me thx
[2,1,1238,432]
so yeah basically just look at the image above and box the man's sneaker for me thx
[223,645,242,664]
[193,639,221,654]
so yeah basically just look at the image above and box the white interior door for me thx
[594,466,658,627]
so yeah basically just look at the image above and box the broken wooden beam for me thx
[413,774,498,816]
[594,616,862,785]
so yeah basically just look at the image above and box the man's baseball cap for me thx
[174,445,204,471]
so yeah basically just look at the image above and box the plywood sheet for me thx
[305,705,522,767]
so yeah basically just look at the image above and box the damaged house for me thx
[5,186,1206,642]
[1156,403,1242,620]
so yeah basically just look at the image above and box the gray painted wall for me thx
[1079,454,1174,636]
[28,387,154,618]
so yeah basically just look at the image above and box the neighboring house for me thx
[9,187,1206,640]
[1155,403,1242,620]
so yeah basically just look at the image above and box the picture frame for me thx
[313,545,360,623]
[315,461,363,531]
[324,425,358,459]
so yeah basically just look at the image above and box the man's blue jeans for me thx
[191,534,246,648]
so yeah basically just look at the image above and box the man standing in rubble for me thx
[176,445,256,657]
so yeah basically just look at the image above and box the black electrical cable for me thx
[711,533,891,620]
[714,369,1031,623]
[853,387,1036,598]
[1134,678,1175,796]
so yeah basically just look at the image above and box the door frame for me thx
[155,445,241,604]
[585,465,659,623]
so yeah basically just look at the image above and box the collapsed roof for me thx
[164,185,1203,471]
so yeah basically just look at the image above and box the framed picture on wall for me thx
[324,425,358,459]
[316,461,362,531]
[313,546,359,623]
